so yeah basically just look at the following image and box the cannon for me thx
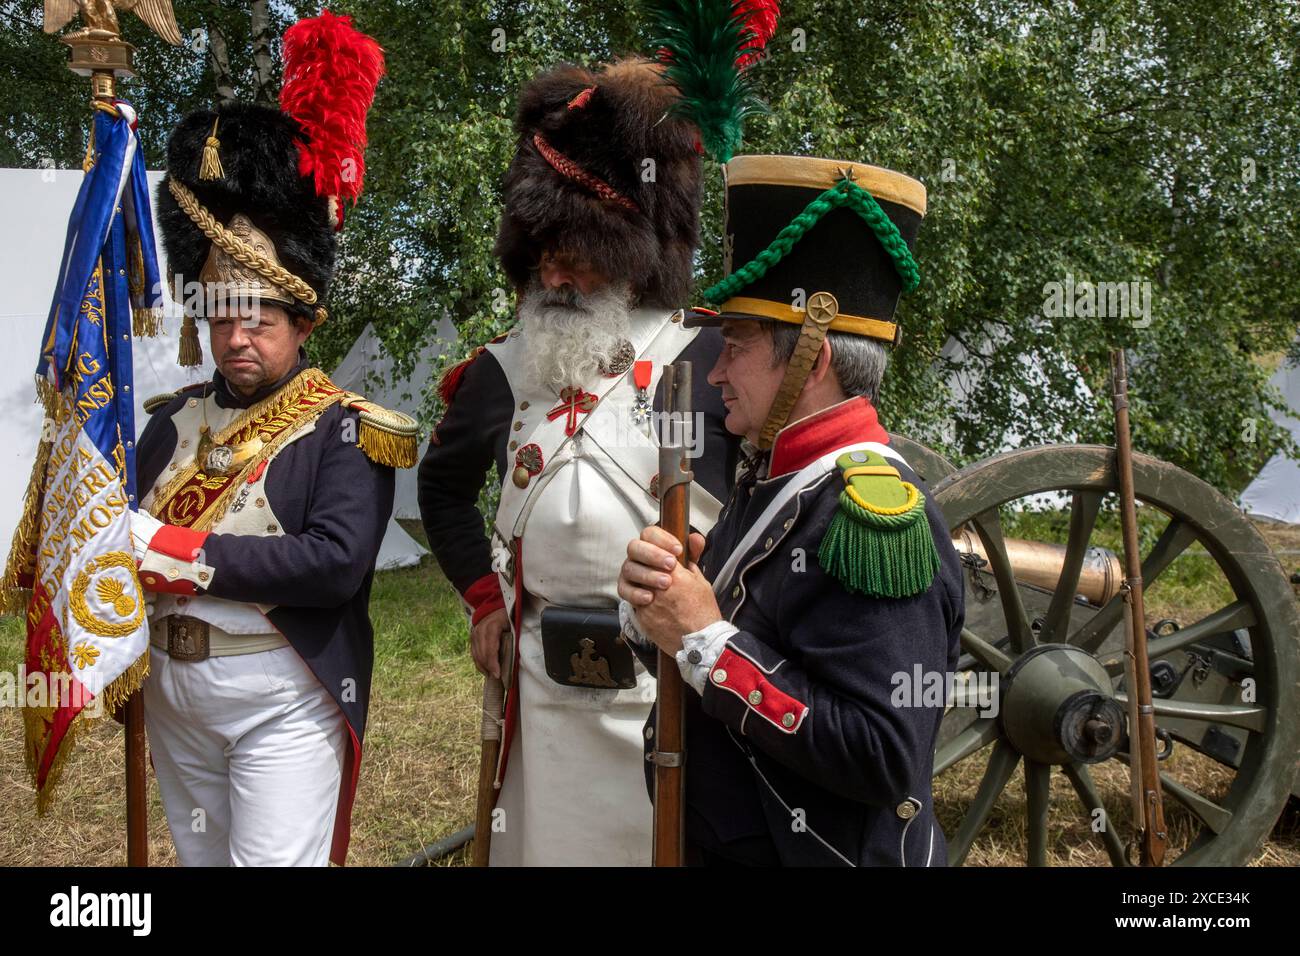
[892,436,1300,866]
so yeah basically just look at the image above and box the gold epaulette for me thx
[340,392,420,469]
[143,392,178,415]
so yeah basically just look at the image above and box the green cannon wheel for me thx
[927,444,1299,866]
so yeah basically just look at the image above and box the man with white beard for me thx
[418,57,737,865]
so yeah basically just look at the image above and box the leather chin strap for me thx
[757,291,840,450]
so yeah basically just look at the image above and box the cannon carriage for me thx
[890,436,1300,865]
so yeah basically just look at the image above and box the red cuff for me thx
[464,573,506,625]
[138,571,197,595]
[137,525,211,595]
[710,646,809,734]
[150,524,210,562]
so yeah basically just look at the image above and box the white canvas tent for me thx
[1240,354,1300,524]
[331,317,460,568]
[0,167,446,571]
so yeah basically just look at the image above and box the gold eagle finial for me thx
[44,0,183,46]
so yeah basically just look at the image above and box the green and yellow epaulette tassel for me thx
[341,392,420,469]
[818,450,940,599]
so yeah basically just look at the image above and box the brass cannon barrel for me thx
[951,528,1123,606]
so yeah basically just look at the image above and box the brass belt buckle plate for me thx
[167,615,210,662]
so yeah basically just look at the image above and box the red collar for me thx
[768,397,890,478]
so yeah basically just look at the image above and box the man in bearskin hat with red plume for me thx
[417,1,788,863]
[129,11,416,866]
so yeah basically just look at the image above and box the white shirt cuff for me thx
[129,509,163,564]
[618,599,650,647]
[676,620,737,695]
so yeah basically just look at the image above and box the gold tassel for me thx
[199,118,225,181]
[133,307,163,338]
[178,314,202,366]
[357,420,418,469]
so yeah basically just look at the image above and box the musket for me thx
[472,622,514,866]
[651,362,692,866]
[1110,349,1168,866]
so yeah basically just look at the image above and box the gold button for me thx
[782,713,796,728]
[513,421,523,431]
[180,440,189,448]
[142,575,156,586]
[764,537,773,550]
[255,497,265,508]
[165,568,179,580]
[644,726,654,740]
[509,440,518,451]
[783,518,793,531]
[267,524,278,533]
[187,399,197,408]
[712,668,727,684]
[168,463,176,471]
[519,401,530,411]
[730,585,741,599]
[747,689,763,705]
[896,800,917,820]
[198,572,209,582]
[512,466,531,489]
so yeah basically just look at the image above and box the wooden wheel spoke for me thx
[1114,695,1267,734]
[971,508,1036,653]
[1159,772,1233,835]
[960,628,1014,673]
[948,739,1020,866]
[1072,518,1201,653]
[1102,600,1257,676]
[1038,490,1103,643]
[1063,763,1129,866]
[1026,760,1051,867]
[934,715,999,774]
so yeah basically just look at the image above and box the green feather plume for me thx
[649,0,771,163]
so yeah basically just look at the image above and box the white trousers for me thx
[489,608,654,867]
[143,644,347,866]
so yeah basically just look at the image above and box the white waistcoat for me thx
[141,390,319,635]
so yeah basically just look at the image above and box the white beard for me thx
[517,279,634,392]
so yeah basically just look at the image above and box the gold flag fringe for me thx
[1,435,53,612]
[133,307,163,338]
[35,377,59,415]
[23,651,150,814]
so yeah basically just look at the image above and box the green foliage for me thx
[5,0,1298,495]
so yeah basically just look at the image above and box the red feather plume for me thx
[736,0,780,68]
[280,10,386,206]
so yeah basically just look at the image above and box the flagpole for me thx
[53,13,178,871]
[86,56,150,872]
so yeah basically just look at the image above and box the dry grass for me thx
[1,516,1296,867]
[934,742,1300,867]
